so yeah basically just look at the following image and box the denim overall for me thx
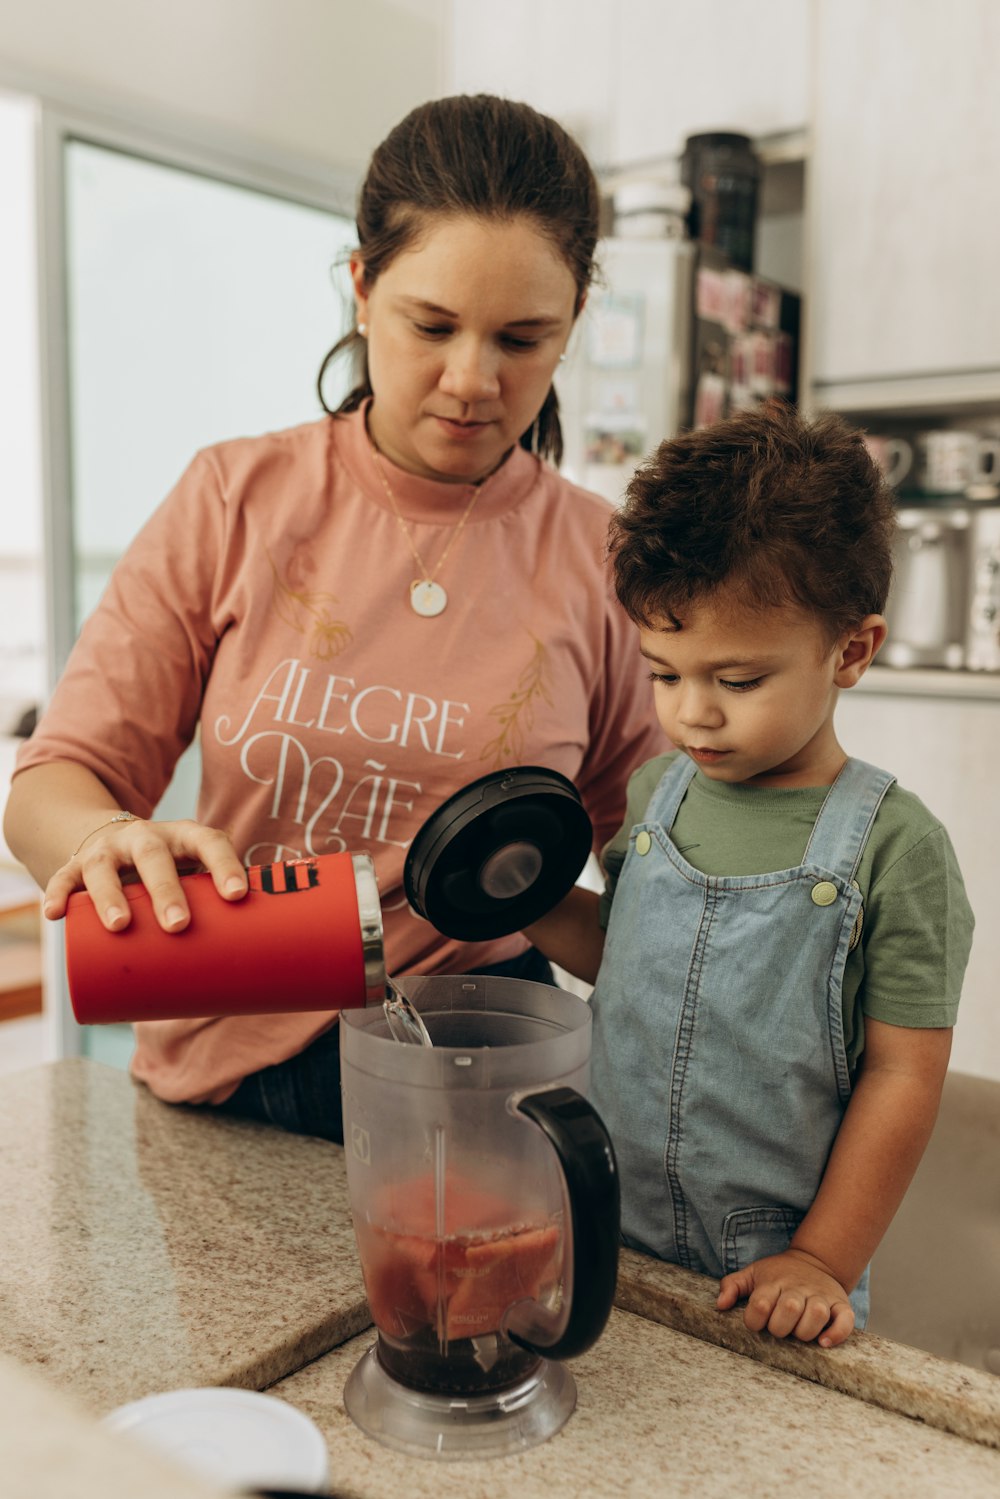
[589,755,896,1326]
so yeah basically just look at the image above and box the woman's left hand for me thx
[716,1248,855,1347]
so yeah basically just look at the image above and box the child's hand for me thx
[716,1248,855,1348]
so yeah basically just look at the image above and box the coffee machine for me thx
[882,503,971,670]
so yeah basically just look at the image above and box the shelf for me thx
[753,127,809,169]
[857,666,1000,701]
[813,370,1000,419]
[597,128,808,186]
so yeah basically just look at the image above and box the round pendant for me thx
[410,579,447,617]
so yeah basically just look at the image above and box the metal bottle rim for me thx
[351,852,386,1001]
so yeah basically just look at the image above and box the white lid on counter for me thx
[103,1386,330,1494]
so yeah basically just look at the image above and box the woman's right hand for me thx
[43,816,249,933]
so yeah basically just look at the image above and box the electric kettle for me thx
[339,973,619,1459]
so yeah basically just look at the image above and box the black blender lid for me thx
[403,766,593,943]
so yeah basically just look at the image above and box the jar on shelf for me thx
[680,131,760,271]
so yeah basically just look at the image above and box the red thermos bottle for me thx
[65,852,385,1023]
[64,766,594,1026]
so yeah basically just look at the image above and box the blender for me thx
[340,973,618,1459]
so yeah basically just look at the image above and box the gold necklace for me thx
[369,440,494,617]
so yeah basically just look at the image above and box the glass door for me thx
[47,125,356,1067]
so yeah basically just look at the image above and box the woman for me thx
[4,95,663,1138]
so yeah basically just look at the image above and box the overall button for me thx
[811,881,838,906]
[635,831,652,856]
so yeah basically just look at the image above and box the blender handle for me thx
[508,1085,620,1360]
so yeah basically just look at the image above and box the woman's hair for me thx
[318,93,600,465]
[609,402,896,643]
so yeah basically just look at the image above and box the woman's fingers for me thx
[42,865,96,922]
[130,834,198,930]
[43,819,248,932]
[131,823,248,929]
[190,826,249,901]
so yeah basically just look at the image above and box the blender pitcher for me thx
[340,973,619,1460]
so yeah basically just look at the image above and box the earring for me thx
[559,352,566,363]
[357,322,368,337]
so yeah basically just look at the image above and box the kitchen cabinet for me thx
[803,0,1000,699]
[809,0,1000,395]
[803,23,1000,1092]
[764,13,1000,1095]
[836,688,999,1087]
[448,0,810,165]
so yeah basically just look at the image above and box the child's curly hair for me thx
[609,402,896,643]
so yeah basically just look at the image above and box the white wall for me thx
[0,0,447,171]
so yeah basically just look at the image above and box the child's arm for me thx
[522,886,606,985]
[716,1017,952,1347]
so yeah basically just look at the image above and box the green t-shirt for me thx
[599,751,974,1072]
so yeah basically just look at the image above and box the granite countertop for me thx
[269,1312,1000,1499]
[0,1058,370,1413]
[614,1249,1000,1451]
[2,1057,999,1495]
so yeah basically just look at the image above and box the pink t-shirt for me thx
[16,405,664,1103]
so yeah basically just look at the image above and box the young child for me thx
[527,402,974,1349]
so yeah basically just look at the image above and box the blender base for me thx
[343,1342,577,1459]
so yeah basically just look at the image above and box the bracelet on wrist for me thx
[72,810,137,859]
